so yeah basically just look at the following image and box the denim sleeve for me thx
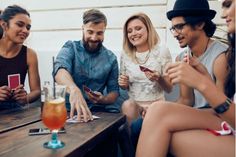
[53,40,75,77]
[106,58,119,94]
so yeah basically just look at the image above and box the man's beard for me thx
[83,37,103,53]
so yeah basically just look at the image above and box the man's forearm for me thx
[99,92,118,105]
[55,69,78,93]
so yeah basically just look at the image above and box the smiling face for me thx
[2,13,31,44]
[171,16,201,48]
[82,21,105,53]
[127,19,148,51]
[221,0,235,33]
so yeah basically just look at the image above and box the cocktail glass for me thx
[42,85,67,149]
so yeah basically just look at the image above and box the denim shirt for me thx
[53,40,119,108]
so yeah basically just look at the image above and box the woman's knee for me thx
[121,99,137,113]
[143,101,177,130]
[146,101,171,119]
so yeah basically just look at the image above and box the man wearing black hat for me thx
[167,0,228,109]
[131,0,229,154]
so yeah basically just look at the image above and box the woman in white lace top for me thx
[118,13,173,125]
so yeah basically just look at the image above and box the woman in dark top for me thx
[0,10,3,40]
[136,0,235,157]
[0,5,40,109]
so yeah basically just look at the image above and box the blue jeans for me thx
[0,101,24,110]
[130,117,143,149]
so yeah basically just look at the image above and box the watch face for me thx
[214,98,231,114]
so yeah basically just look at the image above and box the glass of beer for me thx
[42,85,67,149]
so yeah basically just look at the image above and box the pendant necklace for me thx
[134,51,150,65]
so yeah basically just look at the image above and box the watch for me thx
[214,98,232,114]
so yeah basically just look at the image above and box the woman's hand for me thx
[12,84,28,104]
[118,74,129,89]
[139,106,149,118]
[0,86,11,101]
[144,71,161,82]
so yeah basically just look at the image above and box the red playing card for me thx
[83,85,91,93]
[8,74,20,90]
[83,85,99,97]
[139,65,154,73]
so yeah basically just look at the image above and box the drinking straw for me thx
[52,57,56,99]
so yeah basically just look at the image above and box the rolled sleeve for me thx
[53,40,75,77]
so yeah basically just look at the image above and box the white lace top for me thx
[120,45,172,101]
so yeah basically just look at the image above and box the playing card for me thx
[8,74,20,90]
[83,85,91,93]
[82,85,100,97]
[66,115,100,123]
[184,51,190,64]
[139,65,154,73]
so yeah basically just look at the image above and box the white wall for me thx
[0,0,226,89]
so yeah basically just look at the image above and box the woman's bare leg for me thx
[171,130,235,157]
[136,101,223,157]
[121,99,140,126]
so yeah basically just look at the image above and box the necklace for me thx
[134,51,150,65]
[191,38,210,58]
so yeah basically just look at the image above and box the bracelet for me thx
[214,98,232,114]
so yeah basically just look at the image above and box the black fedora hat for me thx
[167,0,216,20]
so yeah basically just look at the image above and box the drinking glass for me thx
[42,85,67,149]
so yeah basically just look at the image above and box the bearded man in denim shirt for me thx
[53,9,119,122]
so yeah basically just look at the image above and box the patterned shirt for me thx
[120,45,172,101]
[53,40,119,107]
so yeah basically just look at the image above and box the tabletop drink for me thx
[42,85,67,149]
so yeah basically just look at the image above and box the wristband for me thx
[214,98,232,114]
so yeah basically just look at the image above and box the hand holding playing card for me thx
[139,65,154,73]
[0,86,11,101]
[139,66,161,81]
[146,71,162,82]
[83,85,100,97]
[83,85,102,103]
[8,74,20,90]
[12,84,28,104]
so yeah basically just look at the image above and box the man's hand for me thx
[189,56,211,79]
[85,91,103,104]
[69,86,93,122]
[166,62,207,89]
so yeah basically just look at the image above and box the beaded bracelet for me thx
[214,98,232,114]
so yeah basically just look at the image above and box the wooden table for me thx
[0,105,41,133]
[0,112,125,157]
